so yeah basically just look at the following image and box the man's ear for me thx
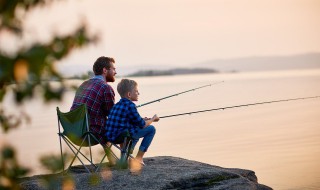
[127,91,131,98]
[103,67,108,74]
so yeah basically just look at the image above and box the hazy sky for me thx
[10,0,320,75]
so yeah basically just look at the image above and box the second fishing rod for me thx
[136,81,224,108]
[158,95,320,119]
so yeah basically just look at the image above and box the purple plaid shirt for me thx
[71,76,115,144]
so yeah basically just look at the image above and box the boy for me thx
[105,79,159,166]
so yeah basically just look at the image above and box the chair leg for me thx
[62,136,92,173]
[58,134,65,174]
[87,134,119,172]
[64,136,98,167]
[90,134,119,163]
[95,145,117,172]
[106,145,118,161]
[117,137,132,169]
[88,135,93,163]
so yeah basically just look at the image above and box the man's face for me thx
[105,62,117,82]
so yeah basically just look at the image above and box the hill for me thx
[196,52,320,72]
[127,68,218,77]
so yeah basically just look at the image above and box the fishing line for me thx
[159,96,320,119]
[136,81,224,108]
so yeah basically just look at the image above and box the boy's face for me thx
[128,86,139,101]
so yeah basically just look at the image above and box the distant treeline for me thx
[127,68,218,77]
[65,68,218,79]
[66,71,94,80]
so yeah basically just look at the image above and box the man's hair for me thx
[93,56,115,75]
[117,79,137,98]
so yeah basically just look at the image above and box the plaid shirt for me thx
[105,98,146,142]
[71,76,115,144]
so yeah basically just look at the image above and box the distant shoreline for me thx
[127,67,218,77]
[58,52,320,78]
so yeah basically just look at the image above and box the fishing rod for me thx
[159,96,320,119]
[136,81,224,108]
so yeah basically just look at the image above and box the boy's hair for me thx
[93,56,115,75]
[117,79,138,98]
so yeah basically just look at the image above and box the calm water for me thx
[1,69,320,190]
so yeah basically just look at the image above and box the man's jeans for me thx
[131,125,156,152]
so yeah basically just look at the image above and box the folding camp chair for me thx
[57,104,132,173]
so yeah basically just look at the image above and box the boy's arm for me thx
[128,103,148,128]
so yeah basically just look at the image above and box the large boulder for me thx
[20,156,272,190]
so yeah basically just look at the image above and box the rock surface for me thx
[20,156,272,190]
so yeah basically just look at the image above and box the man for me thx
[71,56,117,146]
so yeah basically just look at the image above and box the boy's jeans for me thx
[131,125,156,152]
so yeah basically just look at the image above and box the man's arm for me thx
[103,86,115,115]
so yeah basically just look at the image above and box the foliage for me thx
[0,145,29,190]
[40,153,70,173]
[0,0,97,132]
[39,154,76,190]
[0,0,99,189]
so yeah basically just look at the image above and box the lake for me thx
[1,69,320,190]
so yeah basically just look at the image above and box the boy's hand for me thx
[152,114,160,122]
[143,114,160,128]
[144,117,150,120]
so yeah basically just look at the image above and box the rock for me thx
[19,156,272,190]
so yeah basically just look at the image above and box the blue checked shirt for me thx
[105,98,146,142]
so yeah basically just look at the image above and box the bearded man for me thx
[71,56,117,146]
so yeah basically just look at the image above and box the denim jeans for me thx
[131,125,156,152]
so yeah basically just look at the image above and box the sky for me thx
[4,0,320,76]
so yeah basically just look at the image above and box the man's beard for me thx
[105,74,115,82]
